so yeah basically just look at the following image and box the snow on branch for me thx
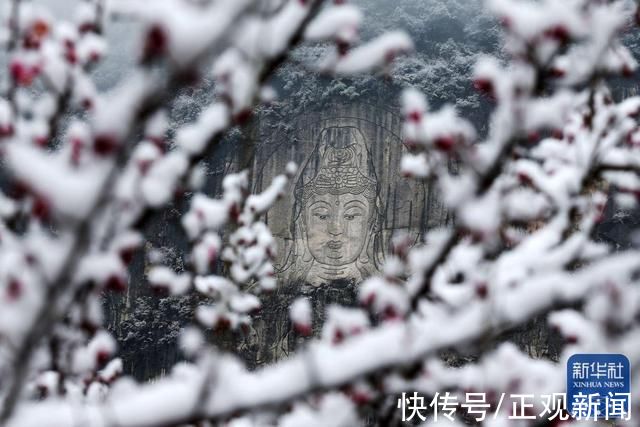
[0,0,413,424]
[2,0,640,426]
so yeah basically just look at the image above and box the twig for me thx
[0,1,326,424]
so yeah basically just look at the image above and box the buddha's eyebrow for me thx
[308,200,331,209]
[344,200,366,209]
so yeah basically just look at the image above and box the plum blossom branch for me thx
[2,0,640,426]
[0,0,414,425]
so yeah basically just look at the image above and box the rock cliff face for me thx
[107,100,452,376]
[253,102,450,283]
[105,100,572,378]
[234,101,451,366]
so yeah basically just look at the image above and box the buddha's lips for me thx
[327,240,343,250]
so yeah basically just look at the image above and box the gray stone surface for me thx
[108,101,454,376]
[236,102,451,365]
[252,102,450,285]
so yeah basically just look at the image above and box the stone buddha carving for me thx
[283,126,382,286]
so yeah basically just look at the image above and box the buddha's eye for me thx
[313,212,328,220]
[344,211,363,221]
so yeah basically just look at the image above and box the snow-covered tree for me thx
[0,0,639,426]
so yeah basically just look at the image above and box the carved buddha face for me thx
[304,192,372,266]
[287,125,380,284]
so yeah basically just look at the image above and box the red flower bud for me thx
[105,275,126,292]
[32,195,50,220]
[565,335,579,345]
[402,139,417,150]
[32,20,50,40]
[333,329,345,344]
[549,67,565,78]
[362,292,376,307]
[382,305,400,321]
[434,136,455,151]
[6,279,23,300]
[473,78,494,97]
[143,25,168,60]
[70,138,83,166]
[81,98,94,110]
[23,19,50,49]
[137,159,153,175]
[34,135,48,147]
[214,316,231,332]
[65,47,77,65]
[80,319,99,335]
[406,110,422,123]
[518,172,532,186]
[10,180,30,200]
[476,282,488,299]
[151,283,170,297]
[349,390,371,405]
[294,322,312,337]
[544,25,569,43]
[79,22,96,34]
[229,203,241,222]
[119,247,137,265]
[234,109,253,125]
[336,39,350,57]
[89,51,102,63]
[499,16,511,29]
[93,134,120,156]
[350,326,363,335]
[0,124,14,138]
[527,131,540,143]
[96,349,111,366]
[10,61,40,86]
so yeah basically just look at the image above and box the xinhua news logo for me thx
[395,354,632,423]
[567,353,631,420]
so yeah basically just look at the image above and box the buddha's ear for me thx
[358,230,372,265]
[301,227,311,262]
[301,244,313,263]
[295,217,313,263]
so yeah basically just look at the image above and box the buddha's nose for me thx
[327,217,343,236]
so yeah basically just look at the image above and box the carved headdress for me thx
[297,126,377,202]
